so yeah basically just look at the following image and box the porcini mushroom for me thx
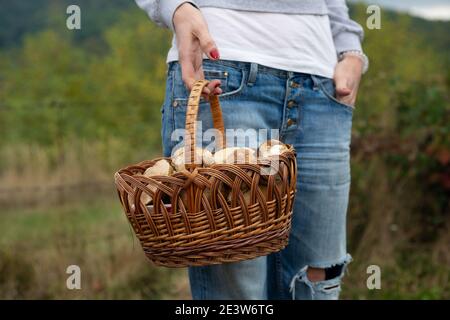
[140,159,174,205]
[171,147,215,171]
[213,147,257,164]
[258,139,289,159]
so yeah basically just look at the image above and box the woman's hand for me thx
[173,3,222,96]
[333,55,363,107]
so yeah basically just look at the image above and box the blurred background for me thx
[0,0,448,299]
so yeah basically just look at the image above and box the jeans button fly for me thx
[287,118,296,126]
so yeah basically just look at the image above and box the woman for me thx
[136,0,368,300]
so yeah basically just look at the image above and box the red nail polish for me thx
[210,49,220,60]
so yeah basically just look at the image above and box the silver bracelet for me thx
[338,50,369,74]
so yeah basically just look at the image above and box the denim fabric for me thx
[160,60,353,300]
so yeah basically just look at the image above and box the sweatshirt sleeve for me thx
[135,0,197,30]
[325,0,364,55]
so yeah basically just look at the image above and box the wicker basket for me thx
[114,80,297,267]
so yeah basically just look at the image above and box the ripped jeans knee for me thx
[289,254,352,300]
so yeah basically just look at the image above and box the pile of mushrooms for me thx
[137,140,290,206]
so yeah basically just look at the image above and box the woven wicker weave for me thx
[114,80,297,267]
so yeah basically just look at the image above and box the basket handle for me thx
[184,80,225,170]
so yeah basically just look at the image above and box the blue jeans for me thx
[161,60,353,300]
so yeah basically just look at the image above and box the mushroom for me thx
[213,147,257,164]
[227,185,268,205]
[171,147,215,171]
[259,140,289,158]
[140,159,174,205]
[143,159,173,177]
[258,140,290,177]
[258,139,289,159]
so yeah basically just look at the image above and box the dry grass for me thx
[0,140,159,208]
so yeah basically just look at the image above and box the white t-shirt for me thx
[167,8,338,78]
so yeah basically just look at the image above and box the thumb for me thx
[196,29,220,60]
[335,77,352,97]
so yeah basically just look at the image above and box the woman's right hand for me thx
[173,2,222,96]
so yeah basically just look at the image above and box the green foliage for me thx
[1,9,172,165]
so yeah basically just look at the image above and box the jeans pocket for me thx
[311,75,355,113]
[171,61,245,108]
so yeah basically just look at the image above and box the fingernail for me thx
[210,49,220,60]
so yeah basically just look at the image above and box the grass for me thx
[0,198,190,299]
[1,195,448,299]
[341,256,449,300]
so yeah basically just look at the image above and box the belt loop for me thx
[247,63,258,86]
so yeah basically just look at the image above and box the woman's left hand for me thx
[333,55,364,107]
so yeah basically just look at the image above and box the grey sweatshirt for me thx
[135,0,364,54]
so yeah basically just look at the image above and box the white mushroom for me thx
[143,159,173,177]
[171,147,215,171]
[140,159,174,205]
[258,139,289,159]
[213,147,257,164]
[140,190,153,206]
